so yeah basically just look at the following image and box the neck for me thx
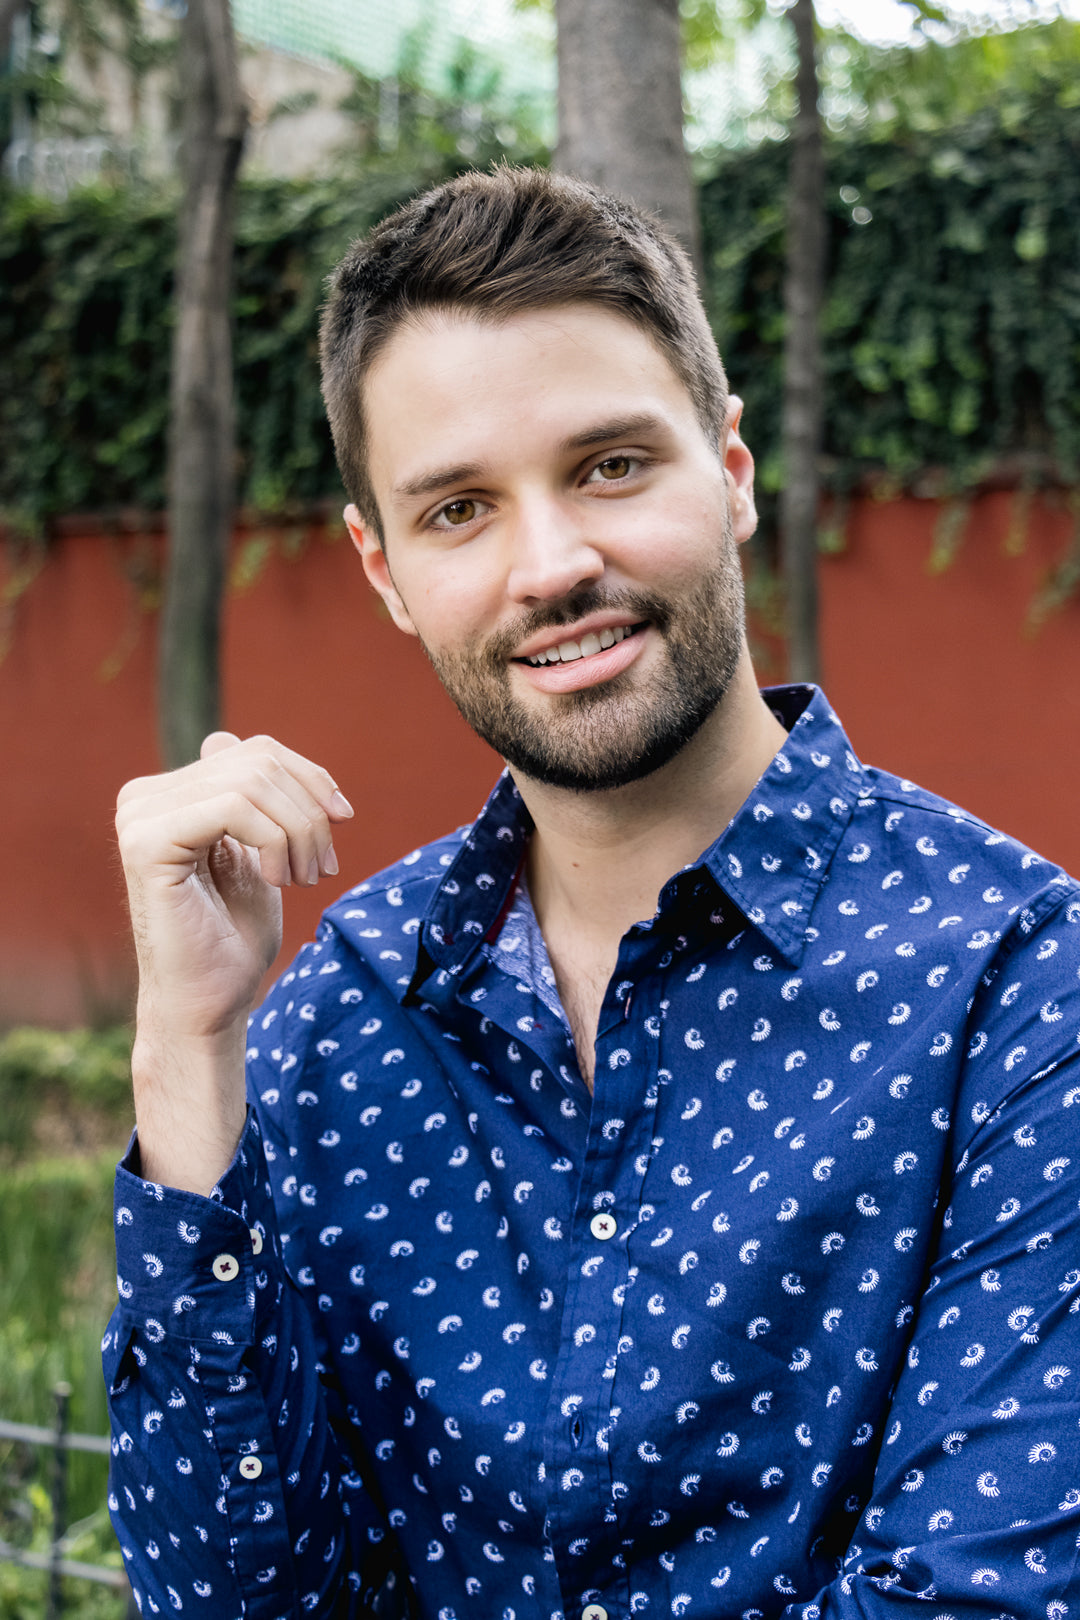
[516,654,789,945]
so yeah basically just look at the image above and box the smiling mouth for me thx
[519,623,645,667]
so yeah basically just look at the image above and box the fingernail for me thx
[330,790,354,818]
[307,857,319,886]
[324,844,339,877]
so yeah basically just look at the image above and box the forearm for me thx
[130,1004,249,1194]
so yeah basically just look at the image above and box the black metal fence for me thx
[0,1384,134,1617]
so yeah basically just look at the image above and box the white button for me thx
[249,1228,263,1255]
[238,1456,263,1480]
[212,1253,240,1282]
[590,1213,617,1242]
[582,1605,608,1620]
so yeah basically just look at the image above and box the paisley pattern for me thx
[105,686,1080,1620]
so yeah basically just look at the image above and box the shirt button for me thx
[238,1456,263,1480]
[212,1253,240,1282]
[249,1228,263,1256]
[590,1213,617,1242]
[582,1605,608,1620]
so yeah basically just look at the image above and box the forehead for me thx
[362,303,703,494]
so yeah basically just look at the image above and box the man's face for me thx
[350,304,757,793]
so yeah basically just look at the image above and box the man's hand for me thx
[115,733,354,1194]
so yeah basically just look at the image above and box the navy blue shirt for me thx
[105,686,1080,1620]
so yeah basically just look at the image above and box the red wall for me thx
[2,492,1078,1026]
[0,515,499,1027]
[819,491,1080,875]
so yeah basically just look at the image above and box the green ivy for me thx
[700,78,1080,514]
[1,80,1078,539]
[0,170,428,532]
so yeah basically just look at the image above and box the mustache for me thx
[485,587,670,662]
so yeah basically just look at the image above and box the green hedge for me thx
[0,1026,133,1161]
[0,168,433,531]
[701,80,1080,502]
[2,82,1079,535]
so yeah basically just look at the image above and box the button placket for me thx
[546,1030,643,1610]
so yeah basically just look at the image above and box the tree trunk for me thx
[780,0,825,686]
[554,0,701,271]
[0,0,21,66]
[159,0,245,768]
[0,2,28,171]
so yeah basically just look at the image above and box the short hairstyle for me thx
[319,165,728,541]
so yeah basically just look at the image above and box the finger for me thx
[119,735,353,828]
[121,790,300,891]
[192,754,339,882]
[198,740,353,878]
[231,754,345,878]
[239,736,354,821]
[201,731,243,759]
[119,767,337,888]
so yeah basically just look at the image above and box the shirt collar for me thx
[409,685,868,998]
[407,772,533,1000]
[696,684,867,965]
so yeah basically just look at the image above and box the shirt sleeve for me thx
[784,908,1080,1618]
[103,1110,394,1619]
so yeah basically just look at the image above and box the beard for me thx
[415,537,747,794]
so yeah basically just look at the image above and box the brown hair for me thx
[319,165,728,540]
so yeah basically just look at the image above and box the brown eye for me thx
[596,456,632,480]
[442,499,476,525]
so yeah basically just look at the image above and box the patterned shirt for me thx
[105,685,1080,1620]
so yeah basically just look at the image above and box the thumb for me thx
[200,730,243,759]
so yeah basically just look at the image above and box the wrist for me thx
[130,1015,250,1195]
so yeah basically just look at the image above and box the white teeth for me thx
[527,623,632,665]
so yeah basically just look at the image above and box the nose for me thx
[504,495,604,605]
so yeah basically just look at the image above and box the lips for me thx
[513,620,650,694]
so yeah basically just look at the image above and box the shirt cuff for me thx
[113,1109,280,1346]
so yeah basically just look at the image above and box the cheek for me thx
[624,491,727,580]
[397,556,504,650]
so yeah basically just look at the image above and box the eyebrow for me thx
[558,413,669,453]
[391,462,484,505]
[389,413,671,507]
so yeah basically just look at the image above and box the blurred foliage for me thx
[834,12,1080,134]
[1,19,1079,551]
[0,1489,125,1619]
[0,1030,131,1614]
[701,65,1080,530]
[0,44,547,534]
[0,1153,123,1615]
[0,1026,133,1161]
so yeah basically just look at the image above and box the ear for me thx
[721,396,758,545]
[344,504,419,638]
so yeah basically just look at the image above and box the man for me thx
[107,168,1080,1620]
